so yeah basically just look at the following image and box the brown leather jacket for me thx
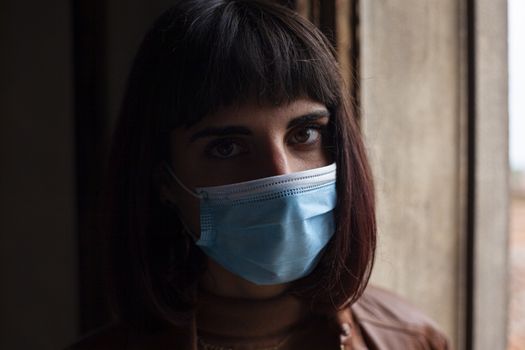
[347,286,450,349]
[67,286,450,349]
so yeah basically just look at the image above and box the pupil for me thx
[297,129,311,142]
[218,143,233,156]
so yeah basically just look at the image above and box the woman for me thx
[70,0,449,349]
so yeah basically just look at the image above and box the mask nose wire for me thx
[163,162,203,199]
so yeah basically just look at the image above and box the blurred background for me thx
[0,0,517,349]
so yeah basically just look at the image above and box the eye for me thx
[205,139,248,159]
[289,126,323,145]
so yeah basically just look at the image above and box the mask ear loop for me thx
[177,212,200,242]
[162,162,203,199]
[162,162,202,242]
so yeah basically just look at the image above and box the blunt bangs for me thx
[133,0,341,129]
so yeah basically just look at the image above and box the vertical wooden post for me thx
[295,0,310,19]
[318,1,336,46]
[335,0,352,89]
[470,0,509,348]
[310,0,320,27]
[71,0,111,334]
[275,0,295,9]
[0,0,79,348]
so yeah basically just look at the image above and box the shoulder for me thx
[64,323,129,350]
[351,285,450,349]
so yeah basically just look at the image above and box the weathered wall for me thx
[360,0,509,348]
[360,0,465,346]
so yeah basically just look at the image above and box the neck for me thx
[199,259,291,299]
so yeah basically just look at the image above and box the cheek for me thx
[294,148,332,170]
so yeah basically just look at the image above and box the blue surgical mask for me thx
[165,163,337,285]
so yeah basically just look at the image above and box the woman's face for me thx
[163,97,332,297]
[166,97,332,235]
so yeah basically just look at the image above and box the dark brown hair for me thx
[106,0,375,330]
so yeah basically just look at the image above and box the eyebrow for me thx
[189,126,252,143]
[189,109,330,143]
[286,109,330,129]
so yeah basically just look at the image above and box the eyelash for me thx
[204,138,247,159]
[288,124,328,145]
[203,124,329,159]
